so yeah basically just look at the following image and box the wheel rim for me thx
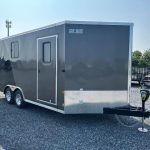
[16,94,22,106]
[6,91,11,102]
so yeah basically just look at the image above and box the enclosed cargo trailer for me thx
[0,21,133,114]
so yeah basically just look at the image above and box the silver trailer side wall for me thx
[0,24,65,110]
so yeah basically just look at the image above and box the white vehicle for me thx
[141,74,150,87]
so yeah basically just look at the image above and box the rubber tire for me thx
[14,90,26,108]
[5,87,14,104]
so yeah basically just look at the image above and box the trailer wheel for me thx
[14,90,26,108]
[5,87,14,104]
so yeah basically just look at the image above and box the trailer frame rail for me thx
[103,105,150,118]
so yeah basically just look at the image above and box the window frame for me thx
[42,41,51,63]
[11,41,19,58]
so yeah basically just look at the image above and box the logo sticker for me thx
[69,29,83,34]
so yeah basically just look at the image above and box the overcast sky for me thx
[0,0,150,51]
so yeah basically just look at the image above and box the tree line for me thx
[132,49,150,67]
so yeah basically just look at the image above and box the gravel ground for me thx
[0,85,150,150]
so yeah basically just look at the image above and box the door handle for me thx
[62,69,65,72]
[38,69,40,73]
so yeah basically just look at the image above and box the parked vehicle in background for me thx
[132,67,150,85]
[132,73,143,84]
[141,74,150,87]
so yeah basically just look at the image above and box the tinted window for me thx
[43,42,51,63]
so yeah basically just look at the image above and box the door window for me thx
[43,42,51,63]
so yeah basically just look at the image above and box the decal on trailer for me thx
[69,29,83,34]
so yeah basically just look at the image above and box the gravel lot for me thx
[0,85,150,150]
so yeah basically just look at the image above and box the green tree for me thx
[132,50,142,67]
[139,56,147,67]
[143,49,150,67]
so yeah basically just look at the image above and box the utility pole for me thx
[5,20,12,37]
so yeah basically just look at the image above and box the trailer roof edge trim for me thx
[0,20,134,41]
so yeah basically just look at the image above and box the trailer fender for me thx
[4,85,25,99]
